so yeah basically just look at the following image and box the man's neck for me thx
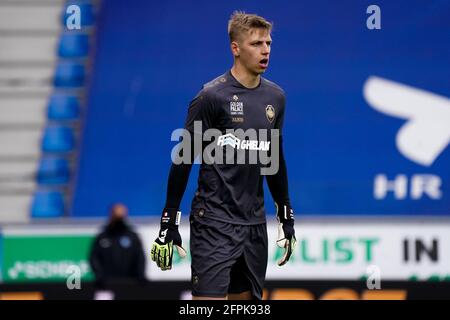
[230,64,260,89]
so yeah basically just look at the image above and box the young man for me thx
[151,11,296,300]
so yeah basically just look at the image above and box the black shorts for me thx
[189,210,268,300]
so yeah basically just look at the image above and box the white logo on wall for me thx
[8,261,90,280]
[364,76,450,167]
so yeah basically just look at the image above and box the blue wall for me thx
[72,0,450,217]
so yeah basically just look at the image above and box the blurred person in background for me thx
[89,203,146,287]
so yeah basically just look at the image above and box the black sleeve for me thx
[88,236,104,281]
[266,136,291,206]
[266,94,291,207]
[164,90,216,209]
[133,234,146,281]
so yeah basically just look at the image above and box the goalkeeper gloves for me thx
[151,208,187,271]
[275,203,296,266]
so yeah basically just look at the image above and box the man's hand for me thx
[151,208,187,271]
[275,203,296,266]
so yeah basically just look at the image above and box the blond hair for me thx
[228,11,272,42]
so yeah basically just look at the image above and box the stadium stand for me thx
[0,0,98,222]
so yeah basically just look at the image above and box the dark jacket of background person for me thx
[89,214,146,285]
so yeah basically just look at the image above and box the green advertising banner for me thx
[2,234,95,283]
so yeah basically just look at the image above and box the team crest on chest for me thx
[230,95,244,116]
[266,105,275,123]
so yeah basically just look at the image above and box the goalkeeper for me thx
[151,11,296,300]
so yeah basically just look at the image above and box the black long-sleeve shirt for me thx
[89,221,146,282]
[165,70,291,225]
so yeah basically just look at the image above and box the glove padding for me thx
[151,208,187,271]
[275,203,297,266]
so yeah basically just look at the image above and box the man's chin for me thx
[254,68,267,75]
[247,66,267,76]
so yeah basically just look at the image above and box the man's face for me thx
[110,204,128,221]
[233,28,272,75]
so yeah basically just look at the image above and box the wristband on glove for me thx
[275,203,296,266]
[151,208,187,271]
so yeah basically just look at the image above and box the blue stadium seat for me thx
[62,2,95,27]
[58,33,89,58]
[42,126,75,152]
[47,94,80,120]
[53,62,85,87]
[37,158,70,184]
[31,191,65,218]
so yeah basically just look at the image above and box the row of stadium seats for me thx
[29,1,98,218]
[0,1,99,221]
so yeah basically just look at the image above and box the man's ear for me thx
[231,41,240,57]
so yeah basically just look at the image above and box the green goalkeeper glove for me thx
[151,208,187,271]
[275,203,296,266]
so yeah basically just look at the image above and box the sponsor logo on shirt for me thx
[266,105,275,123]
[230,95,244,116]
[217,133,270,151]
